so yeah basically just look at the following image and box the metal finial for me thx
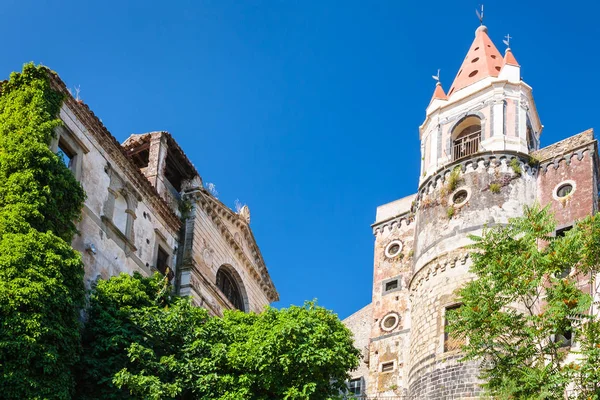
[476,5,484,25]
[432,69,440,82]
[503,33,512,48]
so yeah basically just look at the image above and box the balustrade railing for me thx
[452,130,481,160]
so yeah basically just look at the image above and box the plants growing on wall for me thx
[0,64,86,399]
[447,205,600,399]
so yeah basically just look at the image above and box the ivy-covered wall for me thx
[0,64,86,399]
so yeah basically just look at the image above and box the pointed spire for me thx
[503,47,519,67]
[430,82,448,102]
[448,25,504,96]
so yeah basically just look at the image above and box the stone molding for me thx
[408,252,471,294]
[47,71,182,236]
[538,143,596,174]
[372,212,414,235]
[417,151,534,201]
[184,188,279,302]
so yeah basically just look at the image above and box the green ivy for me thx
[0,64,86,399]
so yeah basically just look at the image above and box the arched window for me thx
[452,116,482,160]
[216,267,245,311]
[113,193,128,234]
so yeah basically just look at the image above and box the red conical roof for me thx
[430,82,448,102]
[448,26,504,95]
[503,47,519,67]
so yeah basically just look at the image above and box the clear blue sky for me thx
[2,0,597,319]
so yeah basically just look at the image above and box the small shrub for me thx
[509,158,522,175]
[408,249,414,258]
[446,206,456,219]
[528,155,541,167]
[489,183,501,193]
[447,166,462,192]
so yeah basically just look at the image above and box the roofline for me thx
[45,68,183,234]
[192,188,279,302]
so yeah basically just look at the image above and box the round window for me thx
[380,313,400,332]
[452,190,468,205]
[450,187,471,208]
[553,180,576,201]
[384,240,403,258]
[557,184,573,198]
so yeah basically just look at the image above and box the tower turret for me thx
[419,26,542,182]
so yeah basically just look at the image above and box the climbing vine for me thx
[0,64,86,399]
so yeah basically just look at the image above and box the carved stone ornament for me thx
[238,205,251,224]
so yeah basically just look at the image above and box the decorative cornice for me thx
[408,252,471,293]
[538,143,597,173]
[372,211,414,235]
[47,70,182,236]
[417,152,534,201]
[184,188,279,302]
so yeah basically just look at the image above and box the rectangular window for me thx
[156,246,171,279]
[385,280,398,292]
[58,140,76,172]
[552,320,573,348]
[347,378,362,395]
[381,361,394,373]
[556,226,572,238]
[444,304,465,352]
[556,226,573,278]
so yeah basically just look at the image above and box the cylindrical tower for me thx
[405,25,542,398]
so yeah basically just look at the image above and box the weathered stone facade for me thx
[344,25,600,399]
[46,70,278,316]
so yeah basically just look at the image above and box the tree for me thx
[0,64,86,399]
[447,204,600,399]
[79,273,360,400]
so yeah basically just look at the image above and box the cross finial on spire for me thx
[432,69,441,83]
[503,33,512,48]
[476,4,484,25]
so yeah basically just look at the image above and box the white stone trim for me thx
[552,180,577,201]
[380,312,400,332]
[384,240,403,258]
[449,187,471,208]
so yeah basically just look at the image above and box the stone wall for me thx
[47,71,277,317]
[343,303,373,395]
[179,191,274,315]
[56,103,181,288]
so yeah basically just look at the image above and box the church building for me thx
[343,23,599,398]
[43,69,278,316]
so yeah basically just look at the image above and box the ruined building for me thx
[46,70,278,315]
[343,25,599,398]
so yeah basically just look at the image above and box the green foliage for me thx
[510,158,522,175]
[76,272,171,399]
[81,273,360,400]
[0,64,86,399]
[447,205,600,399]
[489,182,501,193]
[446,206,455,219]
[447,165,462,192]
[0,64,85,240]
[528,154,541,167]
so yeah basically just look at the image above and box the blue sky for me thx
[2,0,598,319]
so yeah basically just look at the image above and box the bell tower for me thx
[407,25,543,398]
[419,26,542,182]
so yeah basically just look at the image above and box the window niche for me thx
[347,377,363,395]
[101,166,139,253]
[452,115,482,161]
[51,125,89,180]
[444,304,465,352]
